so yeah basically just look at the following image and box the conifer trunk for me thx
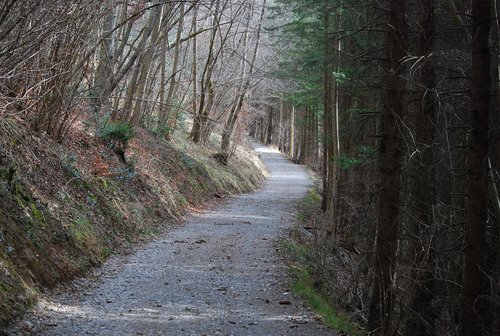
[367,0,407,333]
[462,0,492,335]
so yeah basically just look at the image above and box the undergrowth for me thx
[280,188,360,335]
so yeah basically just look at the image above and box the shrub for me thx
[98,122,134,163]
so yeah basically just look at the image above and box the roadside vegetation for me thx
[280,189,361,336]
[0,117,265,329]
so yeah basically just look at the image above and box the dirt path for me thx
[8,142,334,336]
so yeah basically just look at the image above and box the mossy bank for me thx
[0,118,266,330]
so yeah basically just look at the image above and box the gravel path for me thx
[8,142,335,336]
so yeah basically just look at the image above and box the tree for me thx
[269,0,342,217]
[190,0,227,143]
[162,2,187,139]
[462,0,493,335]
[404,1,438,335]
[218,0,266,162]
[0,0,103,140]
[367,0,407,333]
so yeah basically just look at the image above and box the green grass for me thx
[292,267,358,335]
[282,239,359,335]
[72,217,93,244]
[296,188,322,223]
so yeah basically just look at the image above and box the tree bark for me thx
[191,0,222,143]
[290,105,295,158]
[162,2,186,138]
[266,106,273,145]
[367,0,407,333]
[129,0,162,125]
[405,2,437,335]
[462,0,492,335]
[321,0,334,213]
[90,2,114,113]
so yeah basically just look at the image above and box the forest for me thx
[0,0,499,335]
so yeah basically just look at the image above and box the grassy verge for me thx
[280,189,360,335]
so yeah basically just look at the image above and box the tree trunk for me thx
[220,0,265,157]
[278,98,284,151]
[129,1,162,125]
[493,0,500,168]
[321,0,334,213]
[266,106,273,145]
[188,4,199,140]
[462,0,492,335]
[163,2,186,138]
[191,0,222,143]
[367,0,407,333]
[290,105,295,158]
[405,1,437,335]
[90,3,114,113]
[259,117,266,144]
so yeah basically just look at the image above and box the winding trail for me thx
[9,142,334,336]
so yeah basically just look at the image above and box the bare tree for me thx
[218,0,266,162]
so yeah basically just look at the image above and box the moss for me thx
[71,217,93,245]
[30,203,44,223]
[13,179,23,197]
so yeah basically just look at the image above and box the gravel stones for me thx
[8,142,334,336]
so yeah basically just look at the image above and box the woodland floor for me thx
[7,142,335,336]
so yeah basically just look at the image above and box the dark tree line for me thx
[264,0,499,334]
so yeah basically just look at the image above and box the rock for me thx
[20,321,33,331]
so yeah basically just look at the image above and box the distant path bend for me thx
[10,142,334,336]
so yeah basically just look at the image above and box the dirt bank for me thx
[7,142,335,336]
